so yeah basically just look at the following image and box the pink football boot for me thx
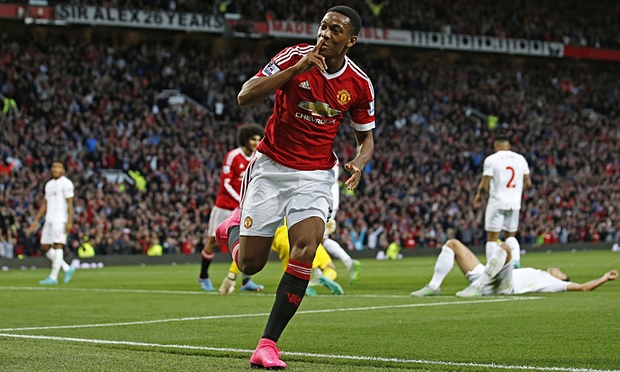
[250,338,286,369]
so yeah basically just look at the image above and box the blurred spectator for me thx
[77,236,96,258]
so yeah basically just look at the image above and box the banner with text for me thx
[267,20,412,46]
[412,32,564,57]
[54,5,225,33]
[266,20,563,57]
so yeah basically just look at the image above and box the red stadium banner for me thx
[0,4,53,20]
[267,20,413,46]
[563,46,620,63]
[0,3,21,18]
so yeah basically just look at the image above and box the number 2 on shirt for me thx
[506,166,516,188]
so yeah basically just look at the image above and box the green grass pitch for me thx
[1,250,619,371]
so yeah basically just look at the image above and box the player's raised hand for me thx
[605,270,618,281]
[344,161,362,190]
[292,37,327,74]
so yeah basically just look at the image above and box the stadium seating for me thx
[0,26,618,257]
[40,0,620,49]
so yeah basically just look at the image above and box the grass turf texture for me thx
[1,250,619,371]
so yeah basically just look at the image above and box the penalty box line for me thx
[0,297,540,332]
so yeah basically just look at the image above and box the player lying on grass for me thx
[411,238,618,297]
[219,222,344,296]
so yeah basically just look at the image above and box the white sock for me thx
[46,249,56,261]
[46,248,70,272]
[485,241,498,263]
[50,249,64,280]
[428,245,455,290]
[505,237,520,264]
[474,247,508,287]
[322,238,353,269]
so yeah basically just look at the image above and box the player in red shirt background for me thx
[216,6,375,369]
[197,123,263,291]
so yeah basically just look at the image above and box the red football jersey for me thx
[255,43,375,171]
[215,147,254,210]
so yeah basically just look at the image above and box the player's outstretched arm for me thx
[566,270,618,291]
[237,39,327,107]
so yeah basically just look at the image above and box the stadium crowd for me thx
[34,0,620,49]
[0,32,618,258]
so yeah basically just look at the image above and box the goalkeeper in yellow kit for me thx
[219,221,344,296]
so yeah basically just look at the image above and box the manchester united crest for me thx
[337,89,352,105]
[244,216,253,229]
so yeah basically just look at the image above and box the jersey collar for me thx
[322,57,348,80]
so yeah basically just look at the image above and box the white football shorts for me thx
[240,152,334,237]
[40,220,68,245]
[485,205,520,233]
[207,206,234,237]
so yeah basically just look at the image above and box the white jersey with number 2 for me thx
[483,150,530,210]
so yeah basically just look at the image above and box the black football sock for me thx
[262,259,311,342]
[199,250,214,279]
[242,274,252,286]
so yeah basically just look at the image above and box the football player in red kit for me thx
[216,5,375,369]
[197,123,263,291]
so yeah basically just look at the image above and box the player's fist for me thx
[606,270,618,280]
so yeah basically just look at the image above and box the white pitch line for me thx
[0,286,216,296]
[0,286,540,300]
[0,297,540,332]
[0,333,616,372]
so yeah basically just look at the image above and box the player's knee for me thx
[500,243,512,261]
[445,239,459,250]
[238,262,263,276]
[237,257,267,275]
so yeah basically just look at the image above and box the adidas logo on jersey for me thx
[298,80,311,90]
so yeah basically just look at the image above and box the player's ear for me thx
[347,35,357,48]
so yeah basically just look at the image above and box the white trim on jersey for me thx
[224,178,241,202]
[351,121,376,131]
[347,57,375,99]
[274,44,314,66]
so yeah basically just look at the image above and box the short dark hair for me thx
[494,133,511,143]
[327,5,362,36]
[52,159,65,167]
[238,123,264,147]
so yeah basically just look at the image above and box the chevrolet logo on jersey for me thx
[298,101,341,118]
